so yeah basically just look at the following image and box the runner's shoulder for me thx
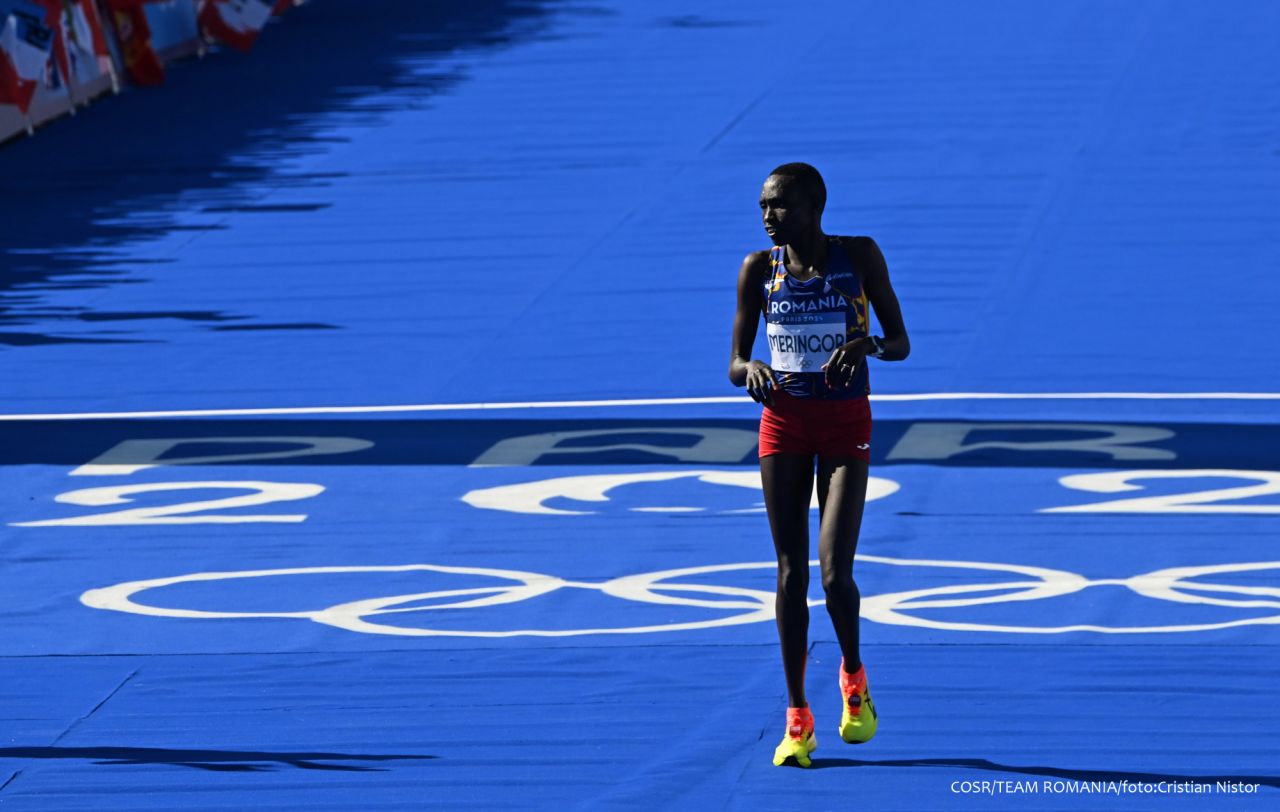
[838,235,887,281]
[740,249,773,282]
[838,234,880,253]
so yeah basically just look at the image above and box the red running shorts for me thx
[758,388,872,461]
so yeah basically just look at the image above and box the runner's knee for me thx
[777,562,809,595]
[821,569,858,598]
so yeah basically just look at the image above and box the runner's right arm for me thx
[728,250,779,406]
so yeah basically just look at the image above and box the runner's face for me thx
[759,176,814,246]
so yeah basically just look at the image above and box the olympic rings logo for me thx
[80,555,1280,637]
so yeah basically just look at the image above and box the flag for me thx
[60,0,114,81]
[0,0,54,114]
[35,0,73,101]
[199,0,274,53]
[104,0,163,86]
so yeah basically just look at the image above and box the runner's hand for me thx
[822,338,869,390]
[745,360,779,406]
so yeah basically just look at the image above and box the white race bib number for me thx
[766,315,846,372]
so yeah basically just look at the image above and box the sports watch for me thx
[866,335,886,358]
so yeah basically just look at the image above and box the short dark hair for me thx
[768,162,826,213]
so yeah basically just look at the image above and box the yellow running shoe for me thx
[838,658,877,743]
[772,706,817,767]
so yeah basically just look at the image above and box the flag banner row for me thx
[1,0,301,141]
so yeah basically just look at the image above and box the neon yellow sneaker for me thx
[772,706,817,767]
[838,658,877,743]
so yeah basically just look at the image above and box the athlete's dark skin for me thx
[728,172,910,709]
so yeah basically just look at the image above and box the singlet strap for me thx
[821,235,861,299]
[763,245,784,313]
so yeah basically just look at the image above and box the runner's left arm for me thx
[823,236,910,389]
[853,236,910,361]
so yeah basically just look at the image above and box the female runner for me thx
[727,163,910,767]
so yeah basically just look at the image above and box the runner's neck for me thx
[784,233,831,281]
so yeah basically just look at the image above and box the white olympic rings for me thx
[80,556,1280,637]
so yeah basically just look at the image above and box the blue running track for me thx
[2,1,1279,809]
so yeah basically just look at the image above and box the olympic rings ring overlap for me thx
[79,556,1280,637]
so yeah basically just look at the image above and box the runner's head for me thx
[760,162,826,246]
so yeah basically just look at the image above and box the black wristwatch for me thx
[867,335,886,358]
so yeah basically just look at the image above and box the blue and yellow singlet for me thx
[761,235,871,399]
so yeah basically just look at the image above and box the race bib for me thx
[766,314,846,372]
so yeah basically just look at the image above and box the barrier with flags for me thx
[198,0,283,53]
[0,0,301,142]
[0,1,59,116]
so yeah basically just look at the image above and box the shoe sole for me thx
[772,733,818,767]
[838,722,876,744]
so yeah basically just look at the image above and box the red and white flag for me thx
[0,0,55,114]
[59,0,114,80]
[199,0,274,53]
[103,0,163,87]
